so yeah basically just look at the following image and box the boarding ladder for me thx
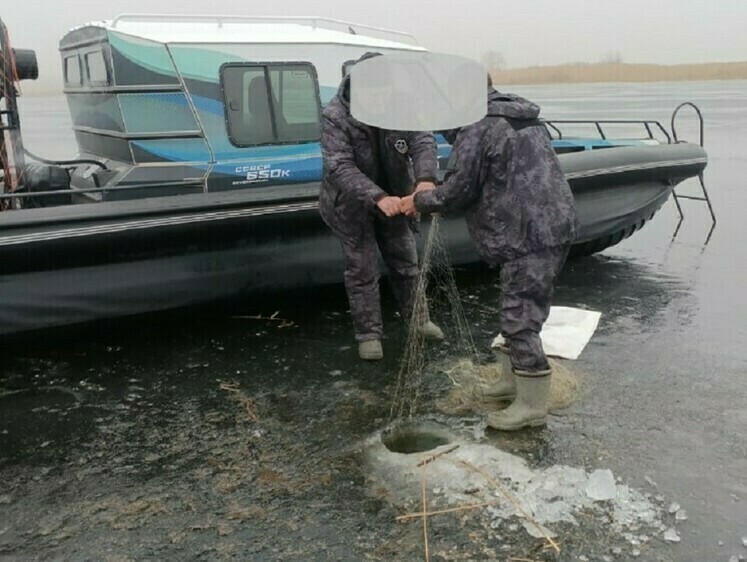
[670,102,717,240]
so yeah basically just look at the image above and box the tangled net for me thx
[389,215,584,420]
[390,215,479,419]
[435,357,583,416]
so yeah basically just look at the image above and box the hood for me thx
[438,88,541,144]
[486,88,540,119]
[339,51,384,107]
[439,127,461,145]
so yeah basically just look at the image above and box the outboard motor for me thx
[23,162,72,208]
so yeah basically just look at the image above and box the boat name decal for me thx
[233,164,291,185]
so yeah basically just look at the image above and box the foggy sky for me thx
[4,0,746,94]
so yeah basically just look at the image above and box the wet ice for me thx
[364,433,676,544]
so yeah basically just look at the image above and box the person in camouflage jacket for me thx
[401,80,580,430]
[319,52,444,361]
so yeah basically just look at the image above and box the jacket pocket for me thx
[325,187,367,242]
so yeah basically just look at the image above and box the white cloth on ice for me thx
[491,306,601,360]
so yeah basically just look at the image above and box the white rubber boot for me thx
[487,370,551,431]
[479,349,516,402]
[418,321,444,341]
[358,339,383,361]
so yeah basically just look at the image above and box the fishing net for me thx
[390,215,480,419]
[389,215,584,420]
[435,357,583,416]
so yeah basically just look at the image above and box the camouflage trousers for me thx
[499,245,570,374]
[338,214,429,342]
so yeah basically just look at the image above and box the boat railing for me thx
[109,14,420,45]
[543,119,672,144]
[545,105,715,242]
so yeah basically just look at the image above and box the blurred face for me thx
[353,83,393,117]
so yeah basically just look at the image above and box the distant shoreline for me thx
[490,61,747,86]
[18,61,747,96]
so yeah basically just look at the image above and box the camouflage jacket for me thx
[319,67,438,241]
[415,89,579,264]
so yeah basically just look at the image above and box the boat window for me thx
[64,55,82,87]
[222,63,321,147]
[554,146,585,154]
[85,50,109,86]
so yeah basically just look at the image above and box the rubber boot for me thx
[479,349,516,402]
[418,321,444,341]
[486,369,551,431]
[358,339,383,361]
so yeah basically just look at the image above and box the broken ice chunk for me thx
[586,469,616,501]
[472,423,486,441]
[663,528,681,543]
[742,536,747,547]
[522,520,557,539]
[675,509,688,521]
[668,502,680,514]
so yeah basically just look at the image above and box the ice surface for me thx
[364,434,671,544]
[586,469,617,501]
[522,520,557,539]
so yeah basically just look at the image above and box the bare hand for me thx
[415,181,436,194]
[376,196,402,217]
[400,195,418,217]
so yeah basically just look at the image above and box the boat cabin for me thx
[57,15,666,203]
[58,15,429,199]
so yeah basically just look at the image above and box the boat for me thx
[0,14,710,336]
